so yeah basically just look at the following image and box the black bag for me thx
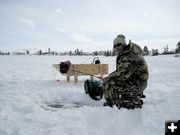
[84,79,103,101]
[60,61,71,73]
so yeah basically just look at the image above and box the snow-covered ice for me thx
[0,55,180,135]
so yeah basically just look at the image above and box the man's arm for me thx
[108,60,136,81]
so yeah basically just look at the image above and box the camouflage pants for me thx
[103,78,147,109]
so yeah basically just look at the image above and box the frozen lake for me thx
[0,55,180,135]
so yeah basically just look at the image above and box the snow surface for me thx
[0,55,180,135]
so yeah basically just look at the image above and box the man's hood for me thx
[119,42,143,56]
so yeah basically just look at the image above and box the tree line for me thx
[1,41,180,56]
[143,41,180,56]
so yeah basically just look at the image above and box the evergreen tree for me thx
[151,49,159,56]
[163,45,169,54]
[104,50,110,56]
[109,50,112,56]
[26,50,29,55]
[39,50,42,55]
[143,46,149,56]
[93,51,98,56]
[75,48,80,55]
[69,51,72,55]
[80,50,83,55]
[175,41,180,53]
[112,49,116,56]
[48,48,51,54]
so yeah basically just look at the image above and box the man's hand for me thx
[102,76,109,86]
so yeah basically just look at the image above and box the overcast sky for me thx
[0,0,180,52]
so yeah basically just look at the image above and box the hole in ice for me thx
[46,102,83,109]
[47,104,64,108]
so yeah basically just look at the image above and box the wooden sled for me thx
[53,64,108,83]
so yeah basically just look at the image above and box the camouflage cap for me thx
[113,34,126,46]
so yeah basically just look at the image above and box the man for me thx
[103,34,149,109]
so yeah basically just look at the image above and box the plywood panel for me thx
[53,64,108,76]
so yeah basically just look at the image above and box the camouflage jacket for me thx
[108,43,149,85]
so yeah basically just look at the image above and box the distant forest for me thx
[1,41,180,56]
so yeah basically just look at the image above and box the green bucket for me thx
[84,79,103,101]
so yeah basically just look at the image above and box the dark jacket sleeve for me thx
[108,57,136,81]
